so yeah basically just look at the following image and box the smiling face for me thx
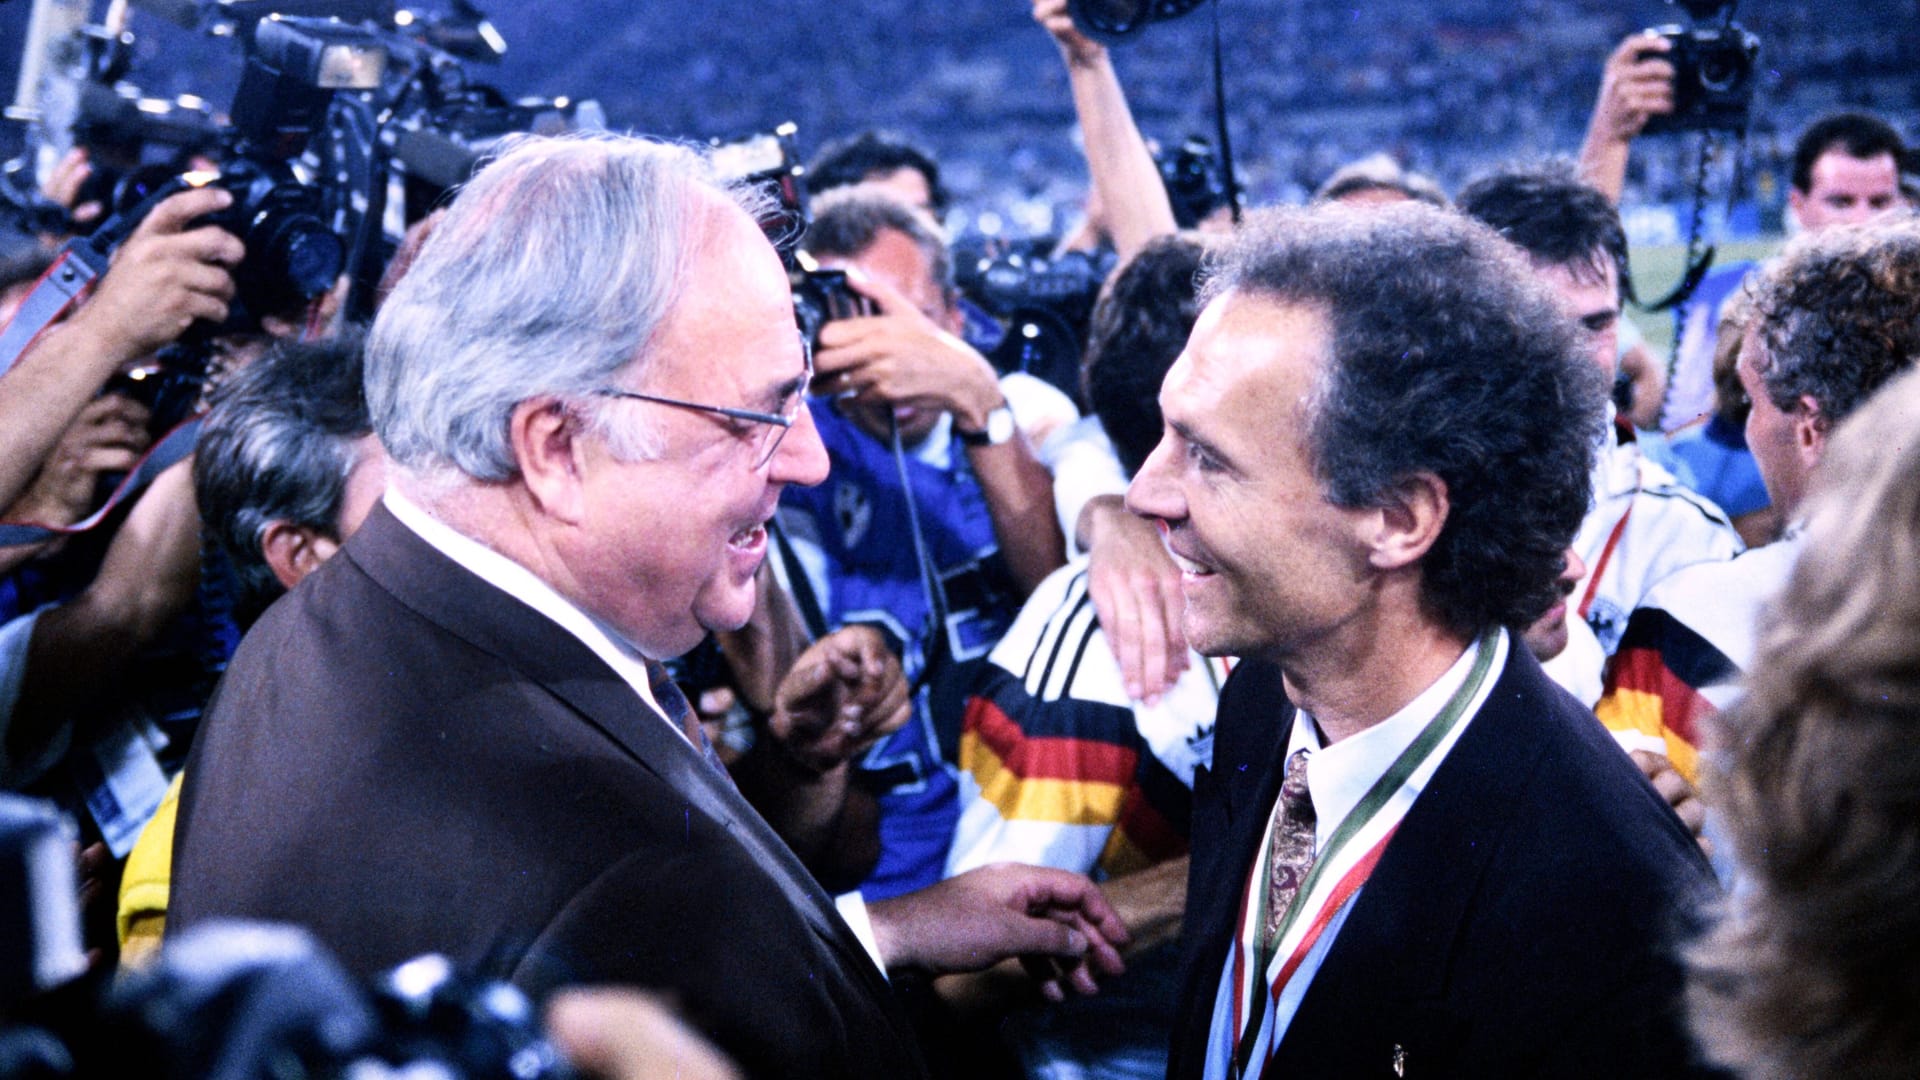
[561,195,829,657]
[1125,292,1376,663]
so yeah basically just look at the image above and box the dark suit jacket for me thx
[1168,644,1721,1080]
[170,505,927,1080]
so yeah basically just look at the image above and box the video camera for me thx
[3,1,602,339]
[1640,0,1760,135]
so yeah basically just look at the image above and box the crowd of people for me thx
[2,2,1919,1078]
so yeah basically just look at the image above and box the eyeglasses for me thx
[594,336,813,469]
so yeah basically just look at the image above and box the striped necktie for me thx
[645,660,734,785]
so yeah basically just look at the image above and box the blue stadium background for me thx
[3,0,1914,245]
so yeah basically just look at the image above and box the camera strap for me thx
[0,411,203,548]
[0,240,112,377]
[1209,0,1243,225]
[889,416,953,693]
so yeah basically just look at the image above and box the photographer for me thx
[779,189,1068,901]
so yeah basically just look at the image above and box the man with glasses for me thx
[777,190,1069,901]
[167,134,1127,1080]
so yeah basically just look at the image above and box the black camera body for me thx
[1642,23,1760,135]
[1155,135,1226,229]
[790,264,874,354]
[1067,0,1208,43]
[198,157,344,328]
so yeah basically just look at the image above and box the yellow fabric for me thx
[960,729,1128,825]
[117,772,181,965]
[1594,688,1702,784]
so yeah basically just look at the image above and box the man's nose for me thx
[771,399,831,487]
[1125,437,1184,524]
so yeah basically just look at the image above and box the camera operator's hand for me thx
[815,270,1005,434]
[68,185,245,362]
[1034,0,1104,68]
[1579,32,1676,203]
[1078,495,1189,704]
[867,863,1129,1002]
[764,625,911,775]
[4,395,152,528]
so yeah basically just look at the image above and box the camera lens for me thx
[273,218,346,300]
[1699,51,1743,92]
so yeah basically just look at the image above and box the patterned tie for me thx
[645,660,735,785]
[1263,749,1318,944]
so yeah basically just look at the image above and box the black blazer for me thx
[170,505,927,1080]
[1168,645,1722,1080]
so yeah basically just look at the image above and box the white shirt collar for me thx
[381,487,665,725]
[1286,629,1509,850]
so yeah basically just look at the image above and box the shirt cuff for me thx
[834,891,889,979]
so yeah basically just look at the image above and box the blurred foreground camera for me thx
[1641,0,1760,135]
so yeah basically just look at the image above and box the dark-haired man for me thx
[192,332,388,629]
[1458,166,1741,704]
[1131,203,1716,1078]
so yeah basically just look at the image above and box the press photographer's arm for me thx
[0,186,243,512]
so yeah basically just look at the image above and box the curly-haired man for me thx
[1599,214,1920,786]
[1130,202,1720,1079]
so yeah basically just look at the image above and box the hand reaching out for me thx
[763,625,911,775]
[867,863,1130,1002]
[71,185,246,361]
[813,270,1004,433]
[547,988,741,1080]
[1592,33,1676,147]
[5,395,153,528]
[1630,749,1709,855]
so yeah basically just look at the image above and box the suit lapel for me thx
[1275,647,1547,1069]
[341,505,889,987]
[1172,659,1296,1080]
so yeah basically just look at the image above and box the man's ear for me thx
[260,521,340,590]
[511,397,589,525]
[1787,187,1808,227]
[1366,472,1449,572]
[1793,394,1829,470]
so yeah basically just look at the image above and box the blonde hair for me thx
[1688,366,1920,1078]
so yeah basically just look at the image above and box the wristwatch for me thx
[957,404,1016,448]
